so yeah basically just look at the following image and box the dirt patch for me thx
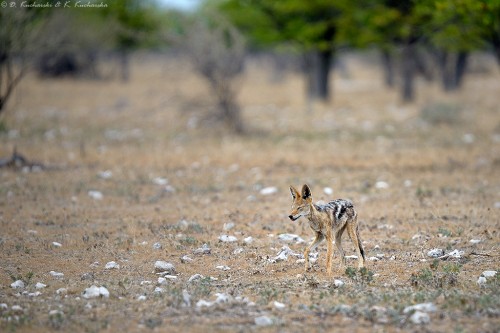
[1,54,499,332]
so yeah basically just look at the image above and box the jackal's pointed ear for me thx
[301,184,312,201]
[290,185,300,199]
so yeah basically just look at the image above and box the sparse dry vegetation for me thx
[0,53,499,332]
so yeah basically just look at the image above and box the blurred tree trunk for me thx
[401,41,416,102]
[381,49,395,88]
[304,49,333,105]
[438,51,468,91]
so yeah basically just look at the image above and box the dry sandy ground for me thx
[1,53,499,332]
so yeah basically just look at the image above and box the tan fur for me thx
[289,184,366,275]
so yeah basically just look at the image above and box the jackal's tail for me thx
[356,225,366,261]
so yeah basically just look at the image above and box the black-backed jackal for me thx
[289,184,366,275]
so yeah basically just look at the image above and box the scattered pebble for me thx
[56,288,67,295]
[410,311,430,324]
[323,187,334,195]
[278,233,305,244]
[368,257,380,261]
[219,235,237,243]
[153,242,162,250]
[181,255,193,263]
[98,170,113,179]
[88,191,103,200]
[182,289,191,307]
[216,265,231,271]
[49,310,64,316]
[345,255,358,260]
[439,249,464,259]
[469,239,481,244]
[482,270,497,278]
[157,277,167,285]
[49,271,64,278]
[105,261,120,270]
[154,287,164,294]
[334,279,345,288]
[404,179,412,187]
[462,133,475,144]
[223,222,235,231]
[188,274,204,283]
[152,177,168,185]
[11,305,23,313]
[154,261,175,274]
[260,187,278,195]
[83,285,109,299]
[35,282,46,289]
[233,248,244,255]
[0,304,8,310]
[11,280,25,289]
[215,293,231,303]
[193,243,211,255]
[243,236,253,244]
[255,315,274,326]
[477,276,487,286]
[403,302,437,314]
[140,281,152,285]
[375,181,389,189]
[273,301,286,310]
[52,242,62,248]
[427,248,444,258]
[137,295,147,301]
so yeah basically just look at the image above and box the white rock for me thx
[323,187,334,195]
[0,303,8,310]
[98,170,113,179]
[375,181,389,189]
[182,289,191,307]
[196,299,213,308]
[164,185,176,193]
[163,275,178,280]
[28,291,41,297]
[154,261,175,273]
[273,301,286,309]
[90,261,99,268]
[410,311,430,324]
[88,191,103,200]
[278,233,305,244]
[154,287,164,294]
[35,282,46,289]
[334,279,345,288]
[153,242,162,250]
[219,235,237,243]
[427,248,444,258]
[223,222,235,231]
[140,281,152,285]
[52,242,62,248]
[152,177,168,185]
[215,293,231,303]
[477,276,487,285]
[157,277,167,285]
[345,255,358,260]
[368,257,380,261]
[216,265,231,271]
[105,261,120,270]
[181,255,193,263]
[11,305,23,312]
[188,274,204,283]
[137,295,147,301]
[462,133,475,144]
[404,180,412,187]
[233,248,244,255]
[49,310,64,316]
[403,303,437,314]
[255,315,274,326]
[83,285,109,299]
[443,249,464,259]
[49,271,64,278]
[193,243,211,255]
[469,239,481,244]
[244,236,253,244]
[260,187,278,195]
[56,288,67,295]
[11,280,25,289]
[482,270,497,278]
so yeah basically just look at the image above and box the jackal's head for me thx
[289,184,312,221]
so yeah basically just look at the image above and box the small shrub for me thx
[345,267,374,285]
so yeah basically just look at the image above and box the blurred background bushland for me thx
[0,0,499,133]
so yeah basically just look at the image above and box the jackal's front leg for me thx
[304,233,324,272]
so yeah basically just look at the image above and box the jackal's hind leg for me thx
[347,220,365,268]
[335,226,346,268]
[304,233,324,272]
